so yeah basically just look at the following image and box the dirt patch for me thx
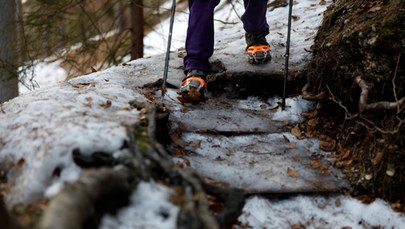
[305,0,405,205]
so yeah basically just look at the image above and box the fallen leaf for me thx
[335,198,341,207]
[289,142,297,149]
[17,158,26,169]
[291,125,302,138]
[291,224,305,229]
[369,5,381,12]
[259,112,268,117]
[307,118,318,127]
[320,139,336,151]
[85,96,93,107]
[180,107,189,113]
[372,152,384,165]
[310,160,322,169]
[357,195,375,204]
[287,167,300,177]
[193,140,201,148]
[260,103,268,109]
[292,15,300,21]
[100,100,112,109]
[175,149,184,156]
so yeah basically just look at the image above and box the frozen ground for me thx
[2,0,404,228]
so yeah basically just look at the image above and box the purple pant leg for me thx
[242,0,269,35]
[184,0,220,73]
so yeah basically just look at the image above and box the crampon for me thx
[177,76,207,104]
[246,45,272,64]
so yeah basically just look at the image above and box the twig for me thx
[392,53,401,112]
[325,83,357,120]
[356,118,404,135]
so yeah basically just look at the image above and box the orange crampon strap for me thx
[181,77,207,92]
[246,45,271,55]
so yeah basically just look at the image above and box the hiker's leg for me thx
[184,0,220,73]
[241,0,269,35]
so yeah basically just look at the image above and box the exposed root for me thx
[355,76,405,112]
[38,168,133,229]
[301,83,328,101]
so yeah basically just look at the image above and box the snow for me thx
[100,182,179,229]
[2,0,405,228]
[239,195,405,229]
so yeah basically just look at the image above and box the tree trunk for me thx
[131,0,144,60]
[0,0,19,102]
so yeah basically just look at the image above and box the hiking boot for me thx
[178,70,207,104]
[245,33,272,64]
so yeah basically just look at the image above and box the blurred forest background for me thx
[1,0,191,102]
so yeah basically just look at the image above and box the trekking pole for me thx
[162,0,176,101]
[282,0,293,110]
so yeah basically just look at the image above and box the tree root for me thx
[38,168,134,229]
[354,76,405,112]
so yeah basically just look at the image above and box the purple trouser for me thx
[184,0,269,73]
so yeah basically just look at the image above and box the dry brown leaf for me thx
[291,224,305,229]
[320,139,336,151]
[289,142,297,149]
[291,125,301,138]
[287,167,300,177]
[372,152,384,165]
[310,160,322,169]
[344,159,353,166]
[307,118,318,127]
[339,149,351,160]
[292,15,300,21]
[16,158,26,169]
[100,100,112,109]
[369,5,381,12]
[335,198,341,207]
[259,112,268,117]
[304,130,315,138]
[180,107,189,113]
[357,195,375,204]
[193,140,201,148]
[260,103,268,109]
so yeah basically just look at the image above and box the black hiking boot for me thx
[245,33,272,65]
[178,70,207,104]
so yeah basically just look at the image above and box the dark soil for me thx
[305,0,405,207]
